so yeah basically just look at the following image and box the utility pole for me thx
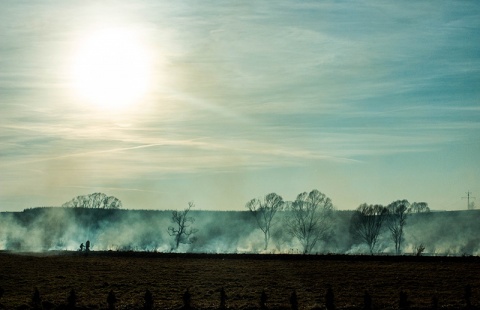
[462,191,476,210]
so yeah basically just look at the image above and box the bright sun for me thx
[71,28,152,111]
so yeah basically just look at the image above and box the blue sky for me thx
[1,1,479,211]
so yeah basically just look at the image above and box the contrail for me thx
[0,140,207,168]
[58,185,159,194]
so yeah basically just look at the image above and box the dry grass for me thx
[0,252,479,309]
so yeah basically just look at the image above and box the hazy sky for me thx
[1,1,479,212]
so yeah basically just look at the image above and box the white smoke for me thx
[0,208,479,255]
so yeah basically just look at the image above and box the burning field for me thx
[0,252,479,309]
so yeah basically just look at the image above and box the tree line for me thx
[167,189,429,254]
[350,200,429,254]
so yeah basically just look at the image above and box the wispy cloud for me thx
[0,0,479,210]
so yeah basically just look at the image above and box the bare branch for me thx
[287,189,334,254]
[61,193,122,209]
[350,203,388,254]
[387,200,410,254]
[245,193,284,250]
[168,202,198,250]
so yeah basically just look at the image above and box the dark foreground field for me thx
[0,252,479,309]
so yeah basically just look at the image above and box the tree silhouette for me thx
[410,202,430,213]
[62,192,122,209]
[350,203,388,254]
[168,202,198,250]
[246,193,284,250]
[387,200,411,254]
[287,189,334,254]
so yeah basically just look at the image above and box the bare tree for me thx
[410,202,430,213]
[286,189,334,254]
[350,203,388,254]
[168,202,198,250]
[100,195,123,209]
[245,193,284,251]
[387,199,410,254]
[61,192,122,209]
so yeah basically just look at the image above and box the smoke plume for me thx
[0,208,479,255]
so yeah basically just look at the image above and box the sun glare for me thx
[71,28,152,112]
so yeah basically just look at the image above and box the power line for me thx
[462,191,476,210]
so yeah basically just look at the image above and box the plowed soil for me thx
[0,252,479,309]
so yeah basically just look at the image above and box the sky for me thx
[1,1,479,212]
